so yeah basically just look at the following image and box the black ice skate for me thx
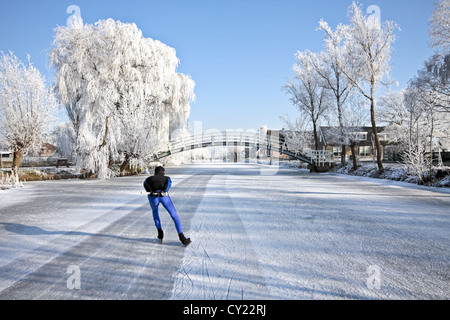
[178,233,191,246]
[157,228,164,242]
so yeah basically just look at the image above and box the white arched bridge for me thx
[150,130,333,168]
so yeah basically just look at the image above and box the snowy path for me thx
[0,164,449,299]
[0,168,207,299]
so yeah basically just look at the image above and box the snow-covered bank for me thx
[278,160,450,188]
[331,162,450,188]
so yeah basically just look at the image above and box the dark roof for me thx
[42,143,57,150]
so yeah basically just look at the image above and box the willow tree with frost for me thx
[50,16,195,178]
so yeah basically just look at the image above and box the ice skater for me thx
[144,166,191,246]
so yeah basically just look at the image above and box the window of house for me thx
[357,133,367,141]
[359,146,371,156]
[332,146,342,156]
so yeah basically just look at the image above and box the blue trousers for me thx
[148,195,183,234]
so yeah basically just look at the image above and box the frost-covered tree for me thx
[0,52,58,185]
[409,57,450,178]
[339,94,369,170]
[378,89,425,181]
[378,90,410,142]
[338,2,399,173]
[53,122,75,159]
[316,21,353,166]
[280,112,312,155]
[413,53,450,113]
[285,50,332,151]
[50,17,195,178]
[430,0,450,52]
[50,18,115,178]
[379,85,449,184]
[378,1,449,184]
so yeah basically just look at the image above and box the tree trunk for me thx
[11,148,23,184]
[120,153,130,176]
[310,121,319,173]
[312,120,319,150]
[336,93,347,167]
[428,107,434,180]
[350,143,358,171]
[370,97,384,173]
[98,116,110,150]
[108,154,114,169]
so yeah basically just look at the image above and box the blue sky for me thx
[0,0,436,131]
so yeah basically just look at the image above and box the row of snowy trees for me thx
[284,1,449,180]
[379,60,449,182]
[285,2,397,173]
[373,0,449,183]
[0,16,195,183]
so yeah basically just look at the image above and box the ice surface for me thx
[172,164,450,300]
[0,164,449,299]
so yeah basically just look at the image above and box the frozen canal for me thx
[0,163,449,299]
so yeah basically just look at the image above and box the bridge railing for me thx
[153,132,332,167]
[306,149,333,166]
[168,132,265,152]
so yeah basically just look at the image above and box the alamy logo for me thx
[366,265,381,290]
[367,5,381,29]
[66,5,81,27]
[66,265,81,290]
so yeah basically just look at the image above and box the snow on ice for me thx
[0,163,449,299]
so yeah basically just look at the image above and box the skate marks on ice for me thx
[225,169,450,300]
[173,165,450,300]
[0,173,212,299]
[1,165,448,299]
[171,172,269,300]
[0,202,161,299]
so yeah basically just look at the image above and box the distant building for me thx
[318,126,394,161]
[39,143,57,157]
[0,151,13,169]
[1,143,58,169]
[278,126,399,162]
